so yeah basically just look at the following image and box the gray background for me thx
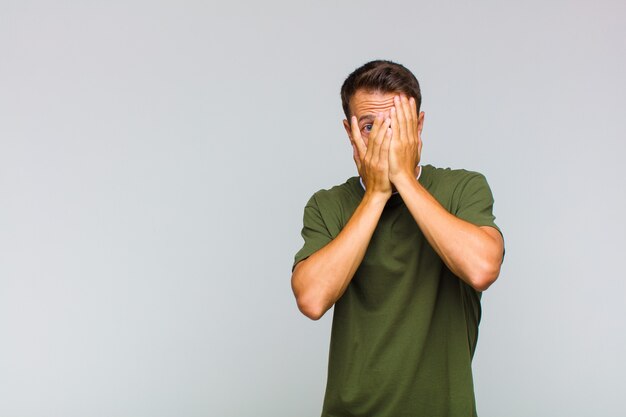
[1,1,625,416]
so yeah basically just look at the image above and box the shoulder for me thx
[306,176,362,208]
[424,164,492,193]
[426,164,489,185]
[301,176,362,235]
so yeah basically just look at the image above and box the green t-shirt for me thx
[293,164,504,417]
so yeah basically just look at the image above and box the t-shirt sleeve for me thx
[292,194,333,272]
[454,173,505,260]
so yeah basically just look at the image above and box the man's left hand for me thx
[388,95,422,184]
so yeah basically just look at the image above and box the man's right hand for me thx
[349,113,393,200]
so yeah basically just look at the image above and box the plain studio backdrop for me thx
[1,1,625,416]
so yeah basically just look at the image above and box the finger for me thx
[379,125,392,166]
[394,95,407,143]
[367,113,384,150]
[350,116,367,161]
[390,106,399,144]
[400,95,413,140]
[372,117,391,163]
[409,97,418,134]
[365,113,384,161]
[391,105,403,150]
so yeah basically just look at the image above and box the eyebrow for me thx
[358,114,376,124]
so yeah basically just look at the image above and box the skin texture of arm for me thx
[389,94,504,291]
[291,113,393,320]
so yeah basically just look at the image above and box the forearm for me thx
[393,174,503,291]
[291,192,388,320]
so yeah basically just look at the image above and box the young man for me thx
[291,60,505,416]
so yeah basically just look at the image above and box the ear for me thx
[343,118,352,140]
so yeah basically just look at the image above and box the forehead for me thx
[349,89,398,119]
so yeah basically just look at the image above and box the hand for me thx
[388,95,422,184]
[349,112,393,199]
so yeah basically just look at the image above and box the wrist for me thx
[362,189,391,206]
[390,170,418,187]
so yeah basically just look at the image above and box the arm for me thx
[291,113,393,320]
[388,95,504,291]
[393,175,504,291]
[291,193,388,320]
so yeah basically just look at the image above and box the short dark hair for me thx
[340,60,421,119]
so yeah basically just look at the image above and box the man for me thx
[291,60,505,416]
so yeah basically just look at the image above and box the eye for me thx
[362,124,373,134]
